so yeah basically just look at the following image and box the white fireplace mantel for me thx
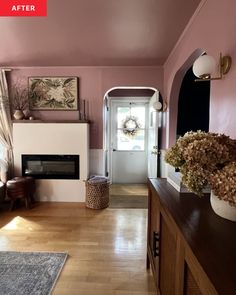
[13,122,89,202]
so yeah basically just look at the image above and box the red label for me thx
[0,0,47,16]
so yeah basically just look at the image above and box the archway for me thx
[176,65,210,137]
[102,86,162,183]
[168,49,205,147]
[167,49,211,190]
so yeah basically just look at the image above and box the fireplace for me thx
[13,122,88,201]
[22,154,80,179]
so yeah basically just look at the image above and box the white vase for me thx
[13,109,24,120]
[210,191,236,222]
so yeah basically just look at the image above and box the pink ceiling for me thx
[0,0,201,67]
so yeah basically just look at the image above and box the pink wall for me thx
[164,0,236,147]
[10,66,163,148]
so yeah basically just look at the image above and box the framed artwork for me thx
[28,77,78,110]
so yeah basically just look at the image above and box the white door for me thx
[110,101,148,183]
[147,92,160,178]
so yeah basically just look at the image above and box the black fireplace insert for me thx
[22,154,80,179]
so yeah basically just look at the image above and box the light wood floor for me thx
[0,202,155,295]
[110,184,148,196]
[109,184,148,208]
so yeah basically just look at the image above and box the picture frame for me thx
[28,77,78,110]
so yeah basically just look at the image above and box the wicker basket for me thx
[85,181,110,209]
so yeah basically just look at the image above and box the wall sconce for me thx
[153,100,167,112]
[192,53,232,81]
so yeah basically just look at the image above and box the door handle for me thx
[151,149,161,155]
[113,149,117,151]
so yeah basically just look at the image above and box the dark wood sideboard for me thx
[147,178,236,295]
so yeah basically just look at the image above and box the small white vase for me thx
[13,109,24,120]
[210,191,236,222]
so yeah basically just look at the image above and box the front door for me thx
[110,101,148,183]
[148,92,159,178]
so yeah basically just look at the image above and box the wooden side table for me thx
[6,177,35,210]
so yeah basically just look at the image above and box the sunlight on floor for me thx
[1,216,22,230]
[1,216,39,231]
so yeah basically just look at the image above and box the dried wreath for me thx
[122,115,141,137]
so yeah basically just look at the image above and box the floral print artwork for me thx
[29,77,78,110]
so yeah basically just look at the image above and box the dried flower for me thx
[11,84,29,110]
[165,131,236,205]
[210,162,236,206]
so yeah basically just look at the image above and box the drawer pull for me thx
[153,231,160,257]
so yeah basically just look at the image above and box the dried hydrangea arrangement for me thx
[165,131,236,205]
[210,162,236,206]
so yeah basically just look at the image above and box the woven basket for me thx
[85,181,110,209]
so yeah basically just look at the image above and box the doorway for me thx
[103,87,161,185]
[110,100,148,183]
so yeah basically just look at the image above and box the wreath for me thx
[122,115,141,137]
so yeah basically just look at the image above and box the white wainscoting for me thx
[89,149,104,176]
[13,123,89,202]
[89,149,167,179]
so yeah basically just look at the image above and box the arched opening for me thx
[102,86,164,184]
[167,49,211,191]
[176,66,210,138]
[168,49,205,147]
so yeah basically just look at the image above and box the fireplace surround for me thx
[13,122,89,202]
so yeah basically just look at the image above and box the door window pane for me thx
[130,107,145,128]
[117,107,130,128]
[117,130,145,151]
[117,106,145,128]
[116,105,146,151]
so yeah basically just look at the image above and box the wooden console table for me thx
[147,178,236,295]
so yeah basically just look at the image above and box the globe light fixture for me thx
[153,101,162,111]
[193,53,232,81]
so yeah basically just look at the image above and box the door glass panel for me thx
[117,107,130,128]
[117,130,145,150]
[130,107,145,128]
[116,105,146,151]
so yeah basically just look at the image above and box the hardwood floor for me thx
[110,184,148,196]
[0,202,156,295]
[109,184,148,208]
